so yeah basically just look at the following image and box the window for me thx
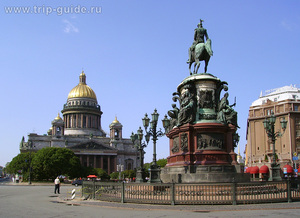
[295,105,299,111]
[114,130,119,139]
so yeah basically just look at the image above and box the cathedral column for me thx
[65,115,68,128]
[111,156,115,172]
[93,115,96,128]
[100,156,103,169]
[94,155,97,168]
[91,115,93,128]
[81,114,84,128]
[76,114,79,128]
[71,114,74,128]
[87,155,90,167]
[108,156,111,174]
[80,155,83,165]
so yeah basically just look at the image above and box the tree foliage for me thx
[143,162,151,171]
[121,169,136,179]
[156,158,167,168]
[31,147,81,180]
[94,168,110,180]
[6,152,34,181]
[144,158,168,170]
[110,172,119,180]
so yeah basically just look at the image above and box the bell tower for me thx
[109,117,123,140]
[51,113,64,137]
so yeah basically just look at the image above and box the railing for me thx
[82,179,300,205]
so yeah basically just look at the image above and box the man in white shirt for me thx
[54,177,60,194]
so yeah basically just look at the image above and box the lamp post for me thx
[263,111,287,181]
[131,127,148,183]
[142,109,170,183]
[117,164,124,181]
[26,140,34,185]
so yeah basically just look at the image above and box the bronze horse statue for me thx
[188,39,213,75]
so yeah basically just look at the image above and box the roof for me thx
[251,85,300,107]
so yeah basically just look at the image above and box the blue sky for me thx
[0,0,299,167]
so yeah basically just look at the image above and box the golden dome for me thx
[112,116,120,124]
[67,72,97,100]
[54,113,62,120]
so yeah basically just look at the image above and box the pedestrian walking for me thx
[54,177,60,194]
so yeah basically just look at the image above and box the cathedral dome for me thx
[67,72,97,100]
[110,116,123,128]
[62,72,105,137]
[54,113,62,120]
[52,113,64,124]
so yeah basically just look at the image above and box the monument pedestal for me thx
[161,165,250,183]
[135,169,144,183]
[166,123,236,167]
[162,73,249,183]
[148,164,162,183]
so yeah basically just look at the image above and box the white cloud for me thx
[63,19,79,33]
[280,20,298,31]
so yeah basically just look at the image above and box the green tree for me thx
[156,158,167,168]
[32,147,81,180]
[80,166,96,177]
[121,170,136,179]
[143,162,151,171]
[94,168,110,180]
[144,158,167,170]
[110,172,119,180]
[6,152,34,181]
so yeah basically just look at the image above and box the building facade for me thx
[246,85,300,174]
[20,72,138,174]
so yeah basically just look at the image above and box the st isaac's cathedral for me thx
[20,72,138,174]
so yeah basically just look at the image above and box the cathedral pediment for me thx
[71,141,116,151]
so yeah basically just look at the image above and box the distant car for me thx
[71,179,83,186]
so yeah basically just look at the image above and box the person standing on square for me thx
[54,177,60,194]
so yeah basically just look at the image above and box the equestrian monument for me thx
[161,20,249,183]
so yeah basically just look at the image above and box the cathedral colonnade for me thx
[78,154,116,174]
[64,113,101,129]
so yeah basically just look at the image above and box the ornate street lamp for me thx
[263,111,287,181]
[116,164,124,181]
[26,140,34,185]
[142,109,170,183]
[131,127,148,183]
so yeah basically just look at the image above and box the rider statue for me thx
[187,19,213,64]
